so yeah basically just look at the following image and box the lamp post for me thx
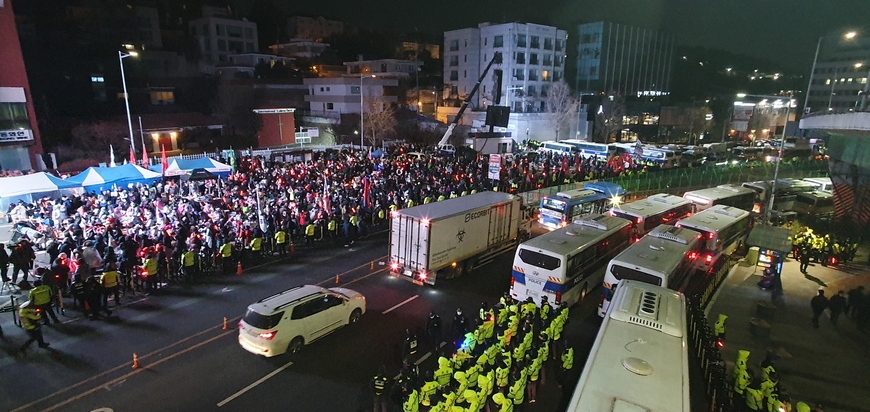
[360,74,376,149]
[119,48,138,154]
[804,31,858,114]
[738,93,794,223]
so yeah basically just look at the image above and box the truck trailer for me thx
[389,192,531,285]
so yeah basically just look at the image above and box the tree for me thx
[546,81,579,141]
[211,78,261,138]
[362,96,397,146]
[58,121,129,164]
[594,93,626,143]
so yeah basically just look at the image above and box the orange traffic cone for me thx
[132,353,140,369]
[236,261,243,275]
[370,261,375,270]
[335,275,340,285]
[290,241,295,253]
[223,317,228,330]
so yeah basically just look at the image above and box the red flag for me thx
[129,145,136,165]
[141,141,150,168]
[161,144,168,175]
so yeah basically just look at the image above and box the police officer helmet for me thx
[541,295,548,302]
[526,297,533,303]
[456,308,463,316]
[33,279,43,287]
[406,328,412,336]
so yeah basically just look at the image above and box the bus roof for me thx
[568,280,688,412]
[555,189,600,200]
[609,225,701,277]
[683,185,754,203]
[676,205,750,233]
[519,214,631,257]
[611,194,690,218]
[584,182,626,197]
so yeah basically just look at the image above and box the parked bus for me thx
[676,205,751,272]
[801,177,832,193]
[609,193,694,241]
[613,143,677,168]
[599,224,702,317]
[742,179,816,213]
[537,141,578,156]
[561,140,617,161]
[569,280,689,412]
[538,184,625,229]
[512,214,632,307]
[682,185,756,212]
[792,191,834,216]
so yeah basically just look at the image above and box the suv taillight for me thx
[258,331,277,340]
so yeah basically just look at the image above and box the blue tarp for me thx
[66,163,162,193]
[150,157,232,177]
[0,173,82,209]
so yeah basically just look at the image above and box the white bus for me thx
[561,140,617,161]
[682,185,756,212]
[538,141,578,156]
[569,280,689,412]
[511,214,632,307]
[599,224,702,317]
[676,205,751,272]
[610,193,695,241]
[792,191,834,216]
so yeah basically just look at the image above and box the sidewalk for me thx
[707,251,870,412]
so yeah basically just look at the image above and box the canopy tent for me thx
[66,163,162,193]
[183,168,218,181]
[0,172,81,210]
[151,157,232,177]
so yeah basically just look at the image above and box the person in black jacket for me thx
[0,243,9,284]
[811,289,828,328]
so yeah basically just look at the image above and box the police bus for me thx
[675,205,751,272]
[512,214,632,307]
[682,185,756,212]
[792,191,834,216]
[599,225,702,317]
[609,193,694,241]
[569,280,690,412]
[538,183,625,229]
[561,140,617,161]
[537,141,578,156]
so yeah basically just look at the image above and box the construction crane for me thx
[436,52,502,156]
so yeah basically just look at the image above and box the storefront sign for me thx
[0,129,33,142]
[488,154,501,180]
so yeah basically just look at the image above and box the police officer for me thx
[715,313,727,341]
[426,311,442,349]
[100,263,121,308]
[371,365,390,412]
[19,300,49,355]
[181,247,197,283]
[274,228,288,255]
[305,222,316,246]
[28,279,59,324]
[452,308,469,345]
[557,340,574,389]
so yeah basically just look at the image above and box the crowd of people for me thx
[374,295,574,412]
[731,349,825,412]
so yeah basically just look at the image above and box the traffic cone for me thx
[289,241,295,253]
[223,317,228,330]
[370,261,375,270]
[236,261,243,275]
[132,353,140,369]
[335,275,340,285]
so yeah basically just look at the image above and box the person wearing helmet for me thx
[18,300,50,355]
[452,308,468,345]
[371,365,390,412]
[426,311,442,350]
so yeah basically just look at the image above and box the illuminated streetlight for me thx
[845,31,858,40]
[119,48,139,157]
[805,31,860,112]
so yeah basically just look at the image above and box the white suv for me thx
[238,285,366,357]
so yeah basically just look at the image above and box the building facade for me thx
[344,59,423,78]
[286,16,344,42]
[444,23,568,114]
[805,31,870,114]
[303,77,399,118]
[0,0,44,171]
[189,6,258,64]
[269,39,330,59]
[575,21,674,97]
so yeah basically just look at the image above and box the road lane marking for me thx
[216,360,295,407]
[382,295,419,314]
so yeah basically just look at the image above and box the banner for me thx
[488,154,502,180]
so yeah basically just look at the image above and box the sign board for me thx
[488,154,502,180]
[0,129,33,142]
[252,108,296,114]
[731,121,749,132]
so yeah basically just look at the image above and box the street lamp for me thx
[738,93,795,223]
[360,74,376,149]
[804,31,858,113]
[119,47,138,155]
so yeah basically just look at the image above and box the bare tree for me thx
[594,93,626,143]
[211,78,262,137]
[545,81,579,141]
[363,96,397,146]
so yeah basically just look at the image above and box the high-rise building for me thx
[575,22,675,97]
[189,6,258,64]
[443,22,568,113]
[0,0,45,170]
[805,30,870,114]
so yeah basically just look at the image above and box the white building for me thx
[443,22,568,114]
[189,6,258,64]
[214,53,295,79]
[303,77,399,119]
[343,59,423,78]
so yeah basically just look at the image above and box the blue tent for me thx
[150,157,232,177]
[66,163,162,193]
[0,172,82,209]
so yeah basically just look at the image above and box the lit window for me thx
[862,78,868,84]
[847,78,854,83]
[825,79,831,85]
[542,70,549,81]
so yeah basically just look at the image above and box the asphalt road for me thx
[0,228,605,412]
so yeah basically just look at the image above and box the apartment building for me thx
[189,6,258,64]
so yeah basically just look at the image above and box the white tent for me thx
[0,172,82,209]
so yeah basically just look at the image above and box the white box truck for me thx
[389,192,531,285]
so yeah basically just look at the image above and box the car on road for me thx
[238,285,366,357]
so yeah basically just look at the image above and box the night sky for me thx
[245,0,869,71]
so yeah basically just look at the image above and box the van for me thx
[538,142,578,156]
[238,285,366,357]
